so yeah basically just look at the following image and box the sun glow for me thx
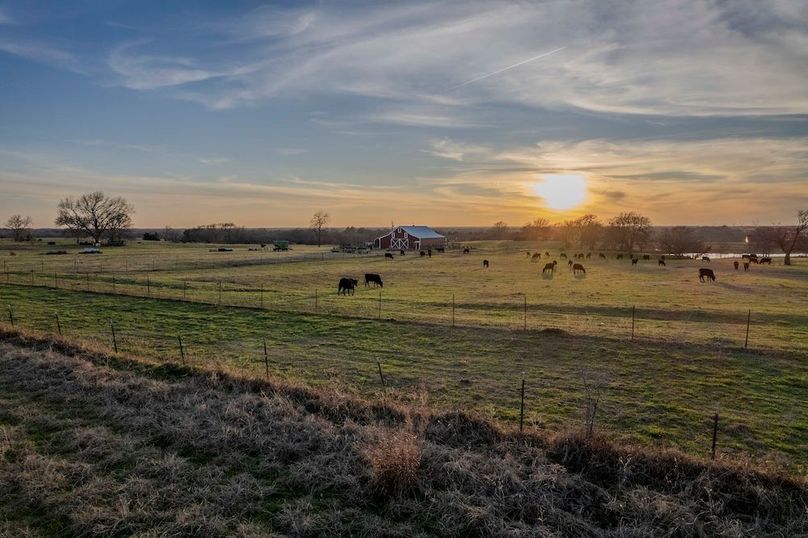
[532,174,588,210]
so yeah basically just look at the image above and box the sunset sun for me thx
[532,174,588,210]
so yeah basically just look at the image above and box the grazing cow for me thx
[428,249,432,257]
[573,263,586,275]
[760,257,772,265]
[400,250,406,256]
[463,247,470,254]
[364,273,383,288]
[526,251,531,258]
[568,259,573,268]
[631,257,638,266]
[542,262,555,274]
[734,261,739,270]
[436,247,445,253]
[483,259,489,269]
[420,250,426,257]
[642,254,650,260]
[659,259,666,266]
[599,253,606,259]
[742,254,750,260]
[702,256,711,262]
[616,254,624,260]
[531,253,541,262]
[744,262,750,271]
[560,253,567,259]
[699,268,716,282]
[338,277,358,295]
[660,255,666,261]
[385,252,394,260]
[586,253,592,259]
[544,251,550,256]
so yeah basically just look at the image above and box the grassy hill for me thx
[1,329,805,536]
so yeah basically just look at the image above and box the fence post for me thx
[55,312,62,336]
[7,305,13,327]
[110,320,118,353]
[711,410,719,460]
[177,335,186,363]
[452,293,455,327]
[631,305,636,340]
[112,274,116,294]
[86,272,90,292]
[260,285,264,309]
[744,309,751,348]
[519,379,526,432]
[378,290,382,319]
[263,338,269,379]
[30,269,34,285]
[377,361,387,393]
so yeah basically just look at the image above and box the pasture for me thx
[1,238,807,470]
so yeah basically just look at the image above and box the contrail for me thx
[451,47,565,90]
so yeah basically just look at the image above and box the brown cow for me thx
[699,268,716,282]
[659,259,666,266]
[744,262,750,271]
[573,263,586,275]
[542,262,555,274]
[483,259,489,269]
[734,261,739,270]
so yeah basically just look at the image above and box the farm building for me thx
[374,226,446,251]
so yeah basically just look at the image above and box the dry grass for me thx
[1,327,806,536]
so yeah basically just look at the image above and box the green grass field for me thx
[1,238,807,470]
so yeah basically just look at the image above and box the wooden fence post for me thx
[146,275,150,297]
[377,361,387,393]
[55,312,62,336]
[315,289,318,312]
[112,274,116,294]
[711,410,719,460]
[631,305,636,340]
[30,269,34,285]
[378,290,382,319]
[260,285,264,309]
[263,339,269,379]
[110,320,118,353]
[7,305,13,327]
[452,293,455,327]
[519,379,526,432]
[744,309,751,348]
[178,335,186,363]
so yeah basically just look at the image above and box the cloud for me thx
[0,9,11,24]
[196,157,232,165]
[0,39,83,72]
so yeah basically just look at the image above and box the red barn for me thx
[374,226,446,251]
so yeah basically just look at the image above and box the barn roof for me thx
[399,226,444,239]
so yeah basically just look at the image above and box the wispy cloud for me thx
[0,39,83,72]
[450,47,565,89]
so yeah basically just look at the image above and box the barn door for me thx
[391,237,408,250]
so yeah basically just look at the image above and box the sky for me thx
[1,0,807,228]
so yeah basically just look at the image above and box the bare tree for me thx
[55,192,134,244]
[606,212,652,252]
[310,210,330,247]
[576,214,603,250]
[521,217,551,241]
[657,227,711,257]
[774,209,808,265]
[490,221,509,239]
[5,214,33,241]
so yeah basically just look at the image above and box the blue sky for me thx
[1,0,807,227]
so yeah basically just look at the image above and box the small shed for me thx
[374,226,446,251]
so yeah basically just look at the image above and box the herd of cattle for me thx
[336,248,776,294]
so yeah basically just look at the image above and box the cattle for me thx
[420,250,426,257]
[616,254,624,260]
[483,259,489,269]
[560,253,567,259]
[631,257,638,266]
[660,255,666,261]
[436,247,445,253]
[744,262,750,271]
[463,247,470,254]
[573,263,586,275]
[428,249,432,257]
[699,268,716,282]
[734,261,739,270]
[568,259,573,268]
[599,253,607,259]
[642,254,650,260]
[659,259,666,266]
[531,253,541,262]
[338,277,358,295]
[400,250,406,256]
[526,251,531,258]
[542,262,556,274]
[385,252,394,260]
[586,253,592,259]
[760,257,772,265]
[702,256,711,262]
[364,273,383,288]
[544,251,550,256]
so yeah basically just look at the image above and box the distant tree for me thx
[310,210,330,247]
[491,221,509,239]
[774,209,808,266]
[556,220,578,250]
[5,214,33,241]
[55,192,134,244]
[657,227,711,257]
[521,217,551,241]
[748,227,779,255]
[575,214,603,250]
[606,212,652,252]
[143,232,161,241]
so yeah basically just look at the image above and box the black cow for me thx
[631,257,638,266]
[760,257,772,265]
[428,249,432,257]
[531,253,541,262]
[599,253,607,259]
[544,251,550,256]
[573,263,586,275]
[568,259,573,268]
[642,254,650,260]
[702,256,711,262]
[659,259,666,266]
[338,277,358,295]
[364,273,383,288]
[586,253,592,259]
[400,250,406,256]
[734,261,739,270]
[463,247,470,254]
[744,262,750,271]
[483,259,489,268]
[542,262,555,274]
[420,250,426,257]
[385,252,394,260]
[699,268,716,282]
[436,247,445,253]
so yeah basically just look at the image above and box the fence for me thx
[1,263,801,352]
